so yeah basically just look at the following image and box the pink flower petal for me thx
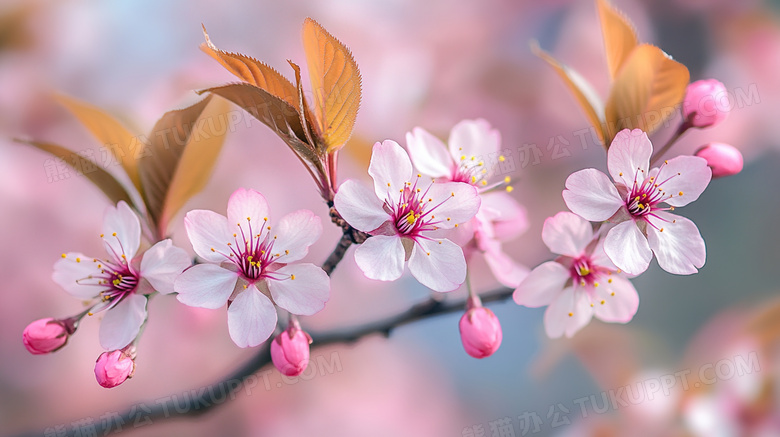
[405,127,454,178]
[447,119,501,159]
[407,238,466,292]
[270,210,322,264]
[174,264,237,309]
[227,188,270,227]
[333,180,389,233]
[608,129,652,188]
[513,261,569,307]
[589,237,618,271]
[646,212,706,275]
[652,156,711,207]
[368,140,413,203]
[423,181,481,229]
[102,201,141,261]
[354,235,405,281]
[52,252,102,299]
[592,275,639,323]
[227,284,277,348]
[542,211,594,257]
[483,244,529,288]
[267,263,329,316]
[604,220,652,275]
[99,294,147,350]
[544,287,593,338]
[479,192,528,242]
[139,240,191,295]
[184,209,232,263]
[563,169,623,222]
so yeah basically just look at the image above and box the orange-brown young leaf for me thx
[597,0,638,80]
[531,41,606,145]
[54,94,143,194]
[16,139,134,207]
[200,25,300,108]
[604,44,690,145]
[301,18,362,153]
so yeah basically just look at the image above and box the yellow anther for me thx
[61,253,67,258]
[471,176,477,183]
[578,266,590,276]
[247,217,251,221]
[417,173,421,178]
[580,280,586,286]
[568,312,573,317]
[438,241,442,244]
[426,252,431,256]
[88,312,94,316]
[211,248,215,252]
[267,226,271,230]
[499,155,505,162]
[451,192,455,196]
[504,176,510,183]
[460,155,466,160]
[112,232,117,237]
[76,258,81,263]
[608,278,613,284]
[291,274,296,280]
[387,183,391,187]
[243,284,248,289]
[247,256,253,261]
[590,303,595,307]
[481,180,487,186]
[678,191,684,196]
[660,228,664,232]
[665,160,669,165]
[594,282,599,287]
[506,186,513,193]
[233,233,237,237]
[611,292,615,296]
[416,188,421,192]
[619,172,623,177]
[454,224,459,228]
[446,218,451,221]
[285,250,289,255]
[600,300,605,305]
[100,234,104,238]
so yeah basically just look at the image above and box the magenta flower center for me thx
[73,234,139,306]
[625,162,682,219]
[213,217,285,283]
[569,257,602,287]
[451,155,488,187]
[387,176,455,238]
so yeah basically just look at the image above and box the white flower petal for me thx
[647,212,706,275]
[544,287,593,339]
[184,209,232,263]
[422,181,481,229]
[227,285,277,348]
[99,294,147,350]
[608,129,652,188]
[102,201,141,261]
[513,261,570,307]
[334,180,389,233]
[354,235,405,281]
[542,211,594,257]
[139,240,191,295]
[174,264,237,309]
[368,140,413,203]
[483,246,529,288]
[271,210,322,263]
[447,119,501,159]
[52,252,102,299]
[226,188,270,228]
[651,156,712,207]
[604,220,652,276]
[593,275,639,323]
[268,263,330,316]
[407,238,466,292]
[563,169,624,222]
[405,127,453,178]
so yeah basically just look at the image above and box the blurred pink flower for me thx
[94,349,135,388]
[514,212,638,338]
[22,318,70,355]
[683,79,731,128]
[271,321,312,377]
[175,188,329,348]
[334,140,480,292]
[563,129,711,275]
[695,143,744,178]
[52,201,190,350]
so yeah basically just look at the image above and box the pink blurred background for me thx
[1,0,779,436]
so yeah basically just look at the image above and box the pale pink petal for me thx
[333,180,389,233]
[542,211,594,257]
[592,275,639,323]
[267,263,329,316]
[447,119,501,159]
[589,237,618,271]
[479,192,529,241]
[227,188,270,227]
[184,209,232,263]
[423,181,481,229]
[604,220,652,275]
[651,156,711,207]
[563,169,623,222]
[99,294,147,350]
[646,212,706,275]
[52,252,103,299]
[544,287,594,338]
[270,210,322,263]
[174,264,237,309]
[139,240,191,295]
[608,129,652,188]
[368,140,413,202]
[102,201,141,261]
[227,284,277,348]
[354,235,405,281]
[513,261,570,307]
[483,245,529,288]
[405,128,454,178]
[407,238,466,292]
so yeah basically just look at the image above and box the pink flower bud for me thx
[682,79,730,128]
[459,305,503,359]
[271,325,312,377]
[695,142,743,178]
[94,350,135,388]
[22,318,69,355]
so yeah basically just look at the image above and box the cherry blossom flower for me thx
[513,212,639,338]
[563,129,712,275]
[52,201,191,350]
[405,120,527,286]
[174,188,329,348]
[334,140,481,292]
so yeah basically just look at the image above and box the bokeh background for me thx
[1,0,779,436]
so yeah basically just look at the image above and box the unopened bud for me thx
[22,318,70,355]
[94,349,135,388]
[271,323,312,377]
[682,79,730,128]
[695,143,743,178]
[459,296,502,359]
